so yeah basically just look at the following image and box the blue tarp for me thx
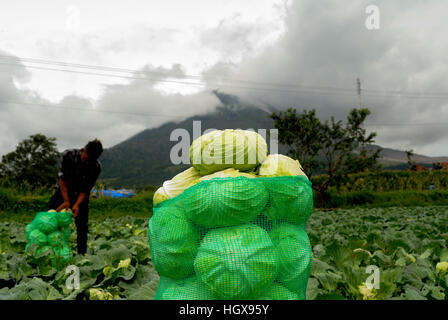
[92,189,136,198]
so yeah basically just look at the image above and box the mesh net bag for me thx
[148,175,313,300]
[25,210,74,267]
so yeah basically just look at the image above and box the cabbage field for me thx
[1,206,448,300]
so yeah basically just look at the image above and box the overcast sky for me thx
[1,0,447,157]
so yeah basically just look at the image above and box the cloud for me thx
[200,0,448,156]
[2,0,448,158]
[0,56,219,157]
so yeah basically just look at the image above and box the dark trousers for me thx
[48,191,89,255]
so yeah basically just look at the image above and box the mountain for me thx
[366,144,448,164]
[99,92,447,188]
[100,91,285,188]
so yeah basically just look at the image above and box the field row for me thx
[1,206,447,299]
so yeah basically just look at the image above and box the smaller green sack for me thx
[55,211,72,228]
[60,227,71,241]
[28,229,48,246]
[33,212,59,234]
[47,231,65,247]
[25,222,36,240]
[53,246,73,261]
[36,245,52,256]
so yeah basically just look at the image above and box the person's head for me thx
[81,139,103,163]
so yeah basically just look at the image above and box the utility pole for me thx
[356,77,362,108]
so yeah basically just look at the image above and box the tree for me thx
[405,149,414,166]
[270,108,382,200]
[0,134,59,189]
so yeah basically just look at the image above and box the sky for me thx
[0,0,447,157]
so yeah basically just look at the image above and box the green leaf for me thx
[404,286,427,300]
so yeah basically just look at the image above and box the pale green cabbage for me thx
[190,129,268,175]
[153,187,170,205]
[198,168,256,181]
[153,167,201,205]
[258,154,307,177]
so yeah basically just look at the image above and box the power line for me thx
[0,99,186,119]
[3,61,448,100]
[1,54,448,99]
[1,98,447,127]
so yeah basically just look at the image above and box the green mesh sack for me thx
[263,175,313,225]
[54,211,73,228]
[28,229,48,246]
[255,282,300,300]
[33,212,59,234]
[183,177,268,228]
[53,246,73,261]
[148,204,200,279]
[25,222,36,240]
[156,276,216,300]
[149,175,313,300]
[60,227,71,241]
[47,231,65,247]
[25,211,73,264]
[194,224,277,299]
[269,222,312,294]
[35,245,52,255]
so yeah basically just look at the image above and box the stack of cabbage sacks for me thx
[148,129,313,300]
[25,209,73,266]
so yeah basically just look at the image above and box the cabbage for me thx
[53,246,73,261]
[190,129,268,175]
[25,222,36,240]
[28,229,48,246]
[194,224,278,299]
[158,276,216,300]
[153,167,201,205]
[269,223,312,292]
[264,176,313,224]
[148,205,200,279]
[60,227,71,241]
[184,177,268,228]
[258,154,306,177]
[35,245,52,255]
[162,167,201,197]
[198,168,256,181]
[47,231,65,247]
[153,187,170,205]
[54,211,72,228]
[34,212,58,234]
[255,283,300,300]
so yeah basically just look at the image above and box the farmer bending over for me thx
[48,139,103,255]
